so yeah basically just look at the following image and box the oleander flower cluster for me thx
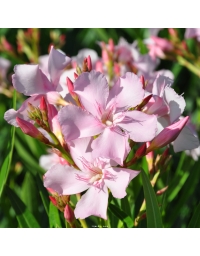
[4,43,200,223]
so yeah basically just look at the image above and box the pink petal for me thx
[58,105,104,141]
[69,137,94,170]
[12,65,53,96]
[163,87,186,123]
[74,71,109,118]
[48,46,71,87]
[107,72,144,110]
[91,127,129,165]
[4,95,42,126]
[119,111,157,142]
[44,164,89,195]
[104,167,139,198]
[145,95,169,116]
[173,122,200,152]
[74,186,108,220]
[152,75,173,97]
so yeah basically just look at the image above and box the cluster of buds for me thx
[145,28,200,78]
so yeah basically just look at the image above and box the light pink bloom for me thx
[4,46,71,127]
[185,28,200,42]
[44,137,140,219]
[145,36,173,60]
[145,75,185,123]
[12,46,71,97]
[58,71,157,165]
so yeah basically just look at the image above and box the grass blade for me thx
[49,202,62,228]
[108,203,134,228]
[188,202,200,228]
[0,90,16,197]
[6,186,40,228]
[141,169,163,228]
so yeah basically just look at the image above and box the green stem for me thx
[48,132,75,166]
[177,55,200,77]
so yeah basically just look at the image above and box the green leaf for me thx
[49,202,62,228]
[0,90,16,197]
[14,136,45,175]
[5,186,40,228]
[188,202,200,228]
[141,169,163,228]
[36,174,49,215]
[108,203,134,228]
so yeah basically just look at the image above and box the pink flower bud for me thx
[66,77,75,96]
[87,55,92,71]
[140,75,145,89]
[146,116,189,153]
[16,117,50,144]
[49,196,57,206]
[135,143,147,158]
[102,49,109,63]
[64,204,75,223]
[40,96,48,112]
[16,117,41,138]
[108,38,114,52]
[74,72,78,79]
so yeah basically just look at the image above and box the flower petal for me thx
[163,87,186,123]
[58,105,104,141]
[173,122,200,152]
[44,163,89,195]
[69,137,94,170]
[119,110,157,142]
[104,167,139,198]
[12,65,53,96]
[107,72,144,110]
[74,186,108,220]
[91,127,129,165]
[48,46,71,87]
[74,71,109,118]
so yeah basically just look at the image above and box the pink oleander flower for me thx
[145,36,173,60]
[44,137,140,219]
[144,75,185,123]
[185,28,200,42]
[58,70,157,165]
[12,46,71,97]
[4,46,71,127]
[144,75,199,152]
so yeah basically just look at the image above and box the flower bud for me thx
[135,143,147,158]
[146,116,189,153]
[86,55,92,71]
[16,117,50,144]
[140,75,145,89]
[64,204,75,224]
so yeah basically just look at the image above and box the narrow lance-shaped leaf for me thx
[188,202,200,228]
[108,203,134,228]
[0,90,16,197]
[36,174,49,216]
[141,169,163,228]
[6,186,40,228]
[49,202,62,228]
